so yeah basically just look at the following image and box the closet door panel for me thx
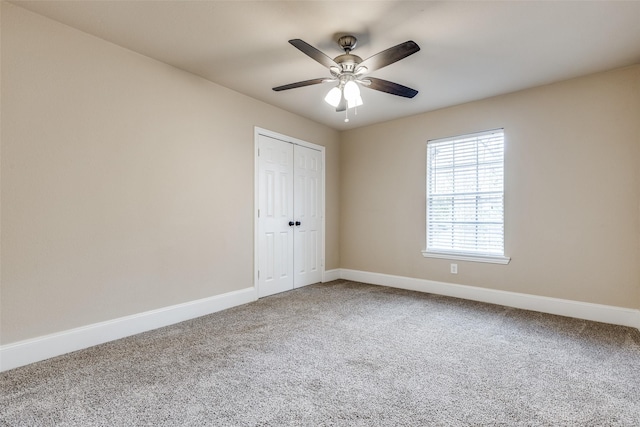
[294,145,323,287]
[258,135,294,297]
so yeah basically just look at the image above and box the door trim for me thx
[254,127,326,298]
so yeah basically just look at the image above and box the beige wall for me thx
[340,65,640,309]
[0,3,340,344]
[2,2,639,349]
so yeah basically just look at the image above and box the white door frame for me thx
[254,127,326,298]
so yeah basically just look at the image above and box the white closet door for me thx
[257,135,294,297]
[257,133,323,298]
[293,145,323,287]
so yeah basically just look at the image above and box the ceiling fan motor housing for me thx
[335,54,362,73]
[335,35,362,73]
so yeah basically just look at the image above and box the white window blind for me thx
[426,129,506,259]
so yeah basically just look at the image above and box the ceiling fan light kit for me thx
[273,34,420,122]
[324,86,342,107]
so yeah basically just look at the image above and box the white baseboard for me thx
[323,269,341,282]
[0,287,256,373]
[3,272,637,373]
[339,269,640,330]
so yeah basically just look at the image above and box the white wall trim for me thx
[421,250,510,265]
[4,271,637,372]
[0,287,256,373]
[339,269,640,331]
[323,269,341,282]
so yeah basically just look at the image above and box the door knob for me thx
[295,221,301,226]
[288,221,295,227]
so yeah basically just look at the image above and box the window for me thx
[423,129,509,264]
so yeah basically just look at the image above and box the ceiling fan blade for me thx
[364,77,418,98]
[272,78,327,91]
[289,39,339,69]
[359,41,420,73]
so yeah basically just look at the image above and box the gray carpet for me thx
[1,280,639,426]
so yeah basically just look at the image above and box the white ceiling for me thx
[10,1,640,131]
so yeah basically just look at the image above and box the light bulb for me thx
[324,87,341,107]
[343,80,360,101]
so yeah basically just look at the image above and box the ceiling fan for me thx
[273,35,420,120]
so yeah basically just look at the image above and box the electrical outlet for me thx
[450,263,458,274]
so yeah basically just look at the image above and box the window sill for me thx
[421,251,511,265]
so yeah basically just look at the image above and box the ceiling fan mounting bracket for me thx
[337,35,358,52]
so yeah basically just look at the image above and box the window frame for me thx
[422,128,510,265]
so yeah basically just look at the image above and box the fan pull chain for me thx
[344,106,359,123]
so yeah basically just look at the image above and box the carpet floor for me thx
[1,280,640,426]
